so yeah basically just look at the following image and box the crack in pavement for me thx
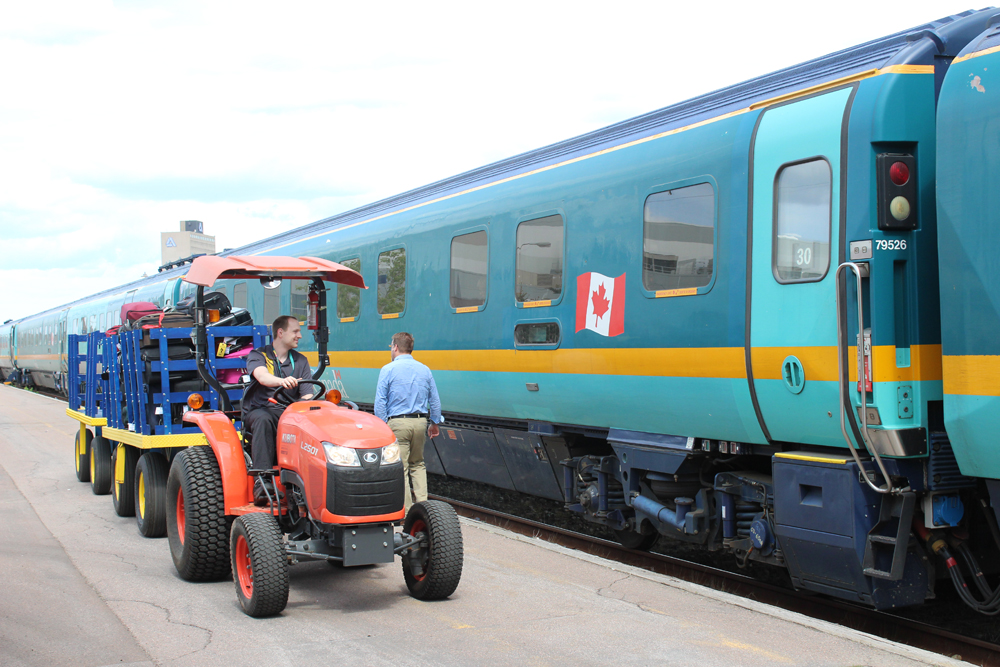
[106,598,216,663]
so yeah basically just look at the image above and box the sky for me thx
[0,0,985,321]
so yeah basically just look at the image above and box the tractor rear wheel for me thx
[166,447,230,581]
[230,513,289,617]
[90,436,112,495]
[111,444,140,517]
[401,500,464,600]
[74,429,93,483]
[135,452,169,537]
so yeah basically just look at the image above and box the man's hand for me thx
[428,423,440,438]
[278,376,299,390]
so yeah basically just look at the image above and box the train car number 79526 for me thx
[875,239,907,250]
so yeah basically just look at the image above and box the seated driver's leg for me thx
[246,405,284,471]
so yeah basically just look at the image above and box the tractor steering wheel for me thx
[270,379,327,406]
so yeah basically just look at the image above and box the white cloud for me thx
[0,0,979,320]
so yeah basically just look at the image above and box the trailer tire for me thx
[90,436,112,495]
[402,500,464,600]
[166,447,231,581]
[231,513,289,617]
[135,452,169,537]
[75,429,93,483]
[112,444,140,517]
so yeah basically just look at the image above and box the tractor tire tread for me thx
[232,513,289,617]
[403,499,464,600]
[167,447,231,581]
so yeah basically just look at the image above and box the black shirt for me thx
[243,345,313,411]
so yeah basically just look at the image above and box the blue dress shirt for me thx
[374,354,443,424]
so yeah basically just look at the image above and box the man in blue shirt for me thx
[375,332,442,511]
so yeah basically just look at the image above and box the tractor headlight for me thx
[322,441,360,467]
[381,441,400,464]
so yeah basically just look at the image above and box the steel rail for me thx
[433,494,1000,667]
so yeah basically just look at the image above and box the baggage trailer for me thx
[67,309,268,535]
[68,255,463,617]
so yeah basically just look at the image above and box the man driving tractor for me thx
[243,315,315,505]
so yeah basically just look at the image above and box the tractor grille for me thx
[326,461,404,516]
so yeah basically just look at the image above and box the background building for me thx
[160,220,215,267]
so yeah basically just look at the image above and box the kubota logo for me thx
[281,433,296,444]
[301,442,318,455]
[362,451,378,463]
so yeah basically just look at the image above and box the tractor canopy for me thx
[183,255,367,289]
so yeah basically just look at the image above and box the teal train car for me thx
[9,9,1000,613]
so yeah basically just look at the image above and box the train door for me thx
[748,87,853,447]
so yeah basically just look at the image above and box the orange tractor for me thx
[165,256,463,616]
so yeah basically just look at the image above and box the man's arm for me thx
[427,371,442,438]
[251,366,299,390]
[293,355,315,400]
[374,367,390,421]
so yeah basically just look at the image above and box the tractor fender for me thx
[183,411,251,513]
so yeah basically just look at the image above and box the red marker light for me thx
[889,161,909,186]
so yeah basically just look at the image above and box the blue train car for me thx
[10,8,1000,614]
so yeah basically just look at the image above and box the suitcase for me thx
[211,307,252,328]
[121,301,161,325]
[173,291,232,319]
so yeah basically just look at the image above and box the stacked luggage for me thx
[113,293,263,433]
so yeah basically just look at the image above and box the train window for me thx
[450,231,488,309]
[263,284,280,326]
[233,283,248,310]
[773,158,832,283]
[516,215,563,303]
[643,183,715,292]
[377,249,405,316]
[514,322,560,346]
[289,280,309,323]
[337,258,361,320]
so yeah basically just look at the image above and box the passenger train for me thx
[5,9,1000,613]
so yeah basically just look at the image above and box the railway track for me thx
[433,494,1000,667]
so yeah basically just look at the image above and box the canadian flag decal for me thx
[576,272,625,337]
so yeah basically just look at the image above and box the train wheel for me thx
[166,447,231,581]
[74,428,93,483]
[90,436,112,495]
[135,452,169,537]
[111,444,140,517]
[613,527,659,551]
[402,500,463,600]
[230,513,289,617]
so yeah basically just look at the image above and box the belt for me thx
[388,413,427,421]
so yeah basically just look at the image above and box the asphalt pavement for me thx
[0,385,969,667]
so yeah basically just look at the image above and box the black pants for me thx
[245,405,286,471]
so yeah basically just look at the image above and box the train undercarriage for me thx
[560,430,1000,613]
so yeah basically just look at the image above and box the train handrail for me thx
[835,261,900,494]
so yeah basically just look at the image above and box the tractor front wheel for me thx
[401,500,464,600]
[230,513,289,617]
[74,429,92,483]
[90,436,112,495]
[135,452,169,537]
[166,447,230,581]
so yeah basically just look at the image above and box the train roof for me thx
[9,8,996,330]
[233,8,996,256]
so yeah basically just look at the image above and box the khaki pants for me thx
[388,417,427,510]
